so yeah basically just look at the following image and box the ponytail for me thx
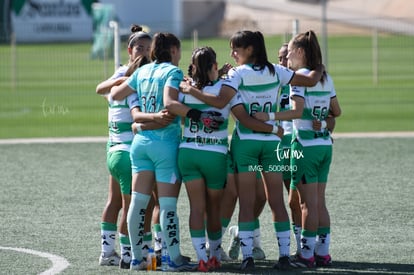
[291,30,325,82]
[253,31,275,75]
[190,47,217,89]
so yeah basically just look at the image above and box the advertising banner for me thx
[11,0,95,42]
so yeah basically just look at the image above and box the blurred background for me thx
[1,0,413,138]
[3,0,413,41]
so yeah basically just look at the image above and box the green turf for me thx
[1,34,414,138]
[0,137,413,274]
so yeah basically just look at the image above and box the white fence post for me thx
[110,20,120,72]
[192,29,198,50]
[321,0,328,69]
[11,32,16,90]
[292,19,299,37]
[372,28,379,85]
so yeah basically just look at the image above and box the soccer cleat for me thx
[315,254,332,267]
[99,250,120,266]
[155,249,162,267]
[227,226,240,260]
[168,256,197,271]
[290,251,300,261]
[219,247,231,262]
[119,258,130,269]
[119,249,131,269]
[252,247,266,260]
[130,259,147,270]
[179,254,192,262]
[240,256,255,270]
[197,260,209,272]
[292,255,316,268]
[207,256,221,270]
[273,255,295,270]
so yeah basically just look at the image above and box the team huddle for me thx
[96,24,341,272]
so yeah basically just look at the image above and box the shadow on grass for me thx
[216,260,414,274]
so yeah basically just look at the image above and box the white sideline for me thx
[0,246,69,275]
[0,132,414,145]
[0,137,107,144]
[332,131,414,138]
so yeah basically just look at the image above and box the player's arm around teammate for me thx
[179,78,282,136]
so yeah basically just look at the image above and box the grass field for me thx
[1,137,414,274]
[1,34,414,139]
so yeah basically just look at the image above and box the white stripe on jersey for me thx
[291,68,336,147]
[224,64,294,141]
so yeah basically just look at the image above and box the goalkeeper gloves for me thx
[186,109,224,130]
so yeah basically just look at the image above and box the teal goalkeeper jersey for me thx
[126,61,183,141]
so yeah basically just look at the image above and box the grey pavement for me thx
[227,0,414,35]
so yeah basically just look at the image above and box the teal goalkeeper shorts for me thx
[130,135,180,184]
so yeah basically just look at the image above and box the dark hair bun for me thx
[130,24,143,33]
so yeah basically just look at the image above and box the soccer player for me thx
[95,25,153,269]
[254,30,342,268]
[170,47,231,272]
[110,32,196,271]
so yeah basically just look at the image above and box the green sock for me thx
[119,233,131,262]
[301,229,317,259]
[153,224,163,251]
[221,218,231,236]
[100,222,117,254]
